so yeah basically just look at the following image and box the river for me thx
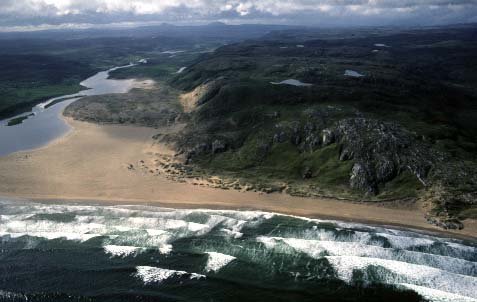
[0,64,142,157]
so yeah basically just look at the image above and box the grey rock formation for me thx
[273,131,287,144]
[328,118,436,194]
[339,148,353,161]
[212,140,226,154]
[350,163,377,194]
[322,129,335,146]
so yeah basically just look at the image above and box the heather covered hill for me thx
[165,25,477,229]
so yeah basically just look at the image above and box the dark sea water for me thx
[0,200,475,302]
[0,64,140,157]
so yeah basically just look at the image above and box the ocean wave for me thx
[205,252,236,273]
[374,232,437,249]
[256,235,477,299]
[103,245,144,258]
[398,283,477,302]
[0,217,106,242]
[0,202,275,255]
[0,290,27,300]
[134,266,205,284]
[220,228,243,239]
[0,231,102,242]
[256,236,477,276]
[1,199,475,301]
[326,256,477,299]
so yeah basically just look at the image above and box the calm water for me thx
[0,64,140,157]
[0,200,475,302]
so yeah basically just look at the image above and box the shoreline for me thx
[0,117,475,242]
[1,193,476,242]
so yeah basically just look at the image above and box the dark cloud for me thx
[0,0,476,30]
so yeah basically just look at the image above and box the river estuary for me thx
[0,64,145,157]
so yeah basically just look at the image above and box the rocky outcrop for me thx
[170,100,476,229]
[183,108,438,194]
[422,162,477,229]
[326,118,438,194]
[350,163,377,194]
[166,103,475,230]
[175,137,229,164]
[266,116,436,195]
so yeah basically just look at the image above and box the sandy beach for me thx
[0,118,475,240]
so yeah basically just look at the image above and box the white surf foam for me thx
[145,229,168,236]
[326,256,477,299]
[399,283,477,302]
[285,227,374,246]
[0,202,280,259]
[0,231,100,242]
[344,70,365,77]
[375,232,436,249]
[220,228,243,239]
[161,50,185,54]
[257,236,279,249]
[446,242,477,254]
[0,290,27,299]
[2,198,476,302]
[205,252,236,273]
[103,245,143,258]
[134,266,205,284]
[258,236,476,276]
[0,216,106,242]
[271,79,312,87]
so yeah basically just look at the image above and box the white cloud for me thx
[0,0,476,27]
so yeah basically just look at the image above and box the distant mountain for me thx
[0,23,301,42]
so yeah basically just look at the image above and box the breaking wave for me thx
[205,252,236,273]
[0,199,475,301]
[134,266,205,284]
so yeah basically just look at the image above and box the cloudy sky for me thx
[0,0,476,31]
